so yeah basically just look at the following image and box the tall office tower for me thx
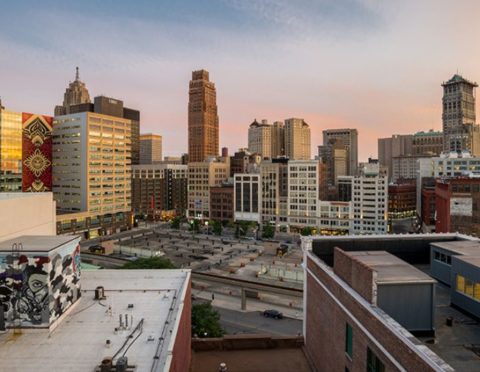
[412,130,443,156]
[54,67,91,116]
[188,69,219,162]
[442,74,480,154]
[53,111,132,236]
[248,119,272,158]
[0,104,22,192]
[378,134,413,181]
[271,121,285,158]
[285,118,311,160]
[140,134,163,164]
[318,138,347,188]
[123,107,140,165]
[322,129,358,176]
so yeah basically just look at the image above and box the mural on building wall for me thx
[0,241,81,327]
[22,113,53,192]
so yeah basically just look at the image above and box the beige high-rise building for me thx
[285,118,311,160]
[187,159,229,220]
[54,67,91,116]
[248,119,272,158]
[271,121,285,157]
[248,119,285,159]
[188,69,219,162]
[442,74,479,154]
[140,134,163,164]
[52,111,131,216]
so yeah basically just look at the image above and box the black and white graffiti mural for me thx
[0,239,81,327]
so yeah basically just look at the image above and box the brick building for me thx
[435,177,480,235]
[388,182,416,220]
[209,184,234,222]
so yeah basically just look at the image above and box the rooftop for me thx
[0,269,190,372]
[442,74,478,87]
[345,250,435,284]
[0,235,79,252]
[453,254,480,268]
[430,240,480,256]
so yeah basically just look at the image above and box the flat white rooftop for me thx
[0,269,191,372]
[0,235,79,252]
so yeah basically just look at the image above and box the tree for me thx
[170,216,181,229]
[262,224,275,239]
[301,227,314,236]
[189,219,200,233]
[191,302,224,338]
[211,220,222,235]
[121,256,176,269]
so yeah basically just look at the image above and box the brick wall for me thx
[169,280,192,372]
[333,247,377,304]
[305,254,449,372]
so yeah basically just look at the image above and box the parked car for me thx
[263,309,283,319]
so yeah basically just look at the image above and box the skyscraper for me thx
[54,67,91,116]
[0,104,22,192]
[442,74,480,154]
[188,69,219,162]
[248,119,285,159]
[322,129,358,176]
[140,134,163,164]
[284,118,311,160]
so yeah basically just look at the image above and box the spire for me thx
[75,66,79,81]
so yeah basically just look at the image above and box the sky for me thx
[1,0,480,161]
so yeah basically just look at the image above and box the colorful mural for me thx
[0,240,81,327]
[22,113,53,192]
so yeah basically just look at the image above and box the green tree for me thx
[262,224,275,239]
[191,302,225,338]
[189,219,200,233]
[121,256,176,269]
[211,220,222,235]
[170,216,181,229]
[301,227,314,236]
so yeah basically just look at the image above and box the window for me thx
[367,348,385,372]
[456,275,465,293]
[345,323,353,359]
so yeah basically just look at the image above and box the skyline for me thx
[1,1,480,160]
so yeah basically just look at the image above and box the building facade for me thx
[388,182,417,220]
[188,69,219,162]
[338,163,388,234]
[413,130,443,156]
[442,74,480,154]
[140,133,163,164]
[54,67,91,116]
[52,111,132,237]
[0,107,22,192]
[378,134,413,181]
[132,164,187,219]
[323,129,358,176]
[287,160,319,229]
[248,119,272,158]
[284,118,311,160]
[234,173,261,223]
[259,159,289,227]
[187,159,229,220]
[210,184,234,222]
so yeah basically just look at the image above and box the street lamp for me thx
[205,221,209,236]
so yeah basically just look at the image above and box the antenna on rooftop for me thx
[75,66,79,81]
